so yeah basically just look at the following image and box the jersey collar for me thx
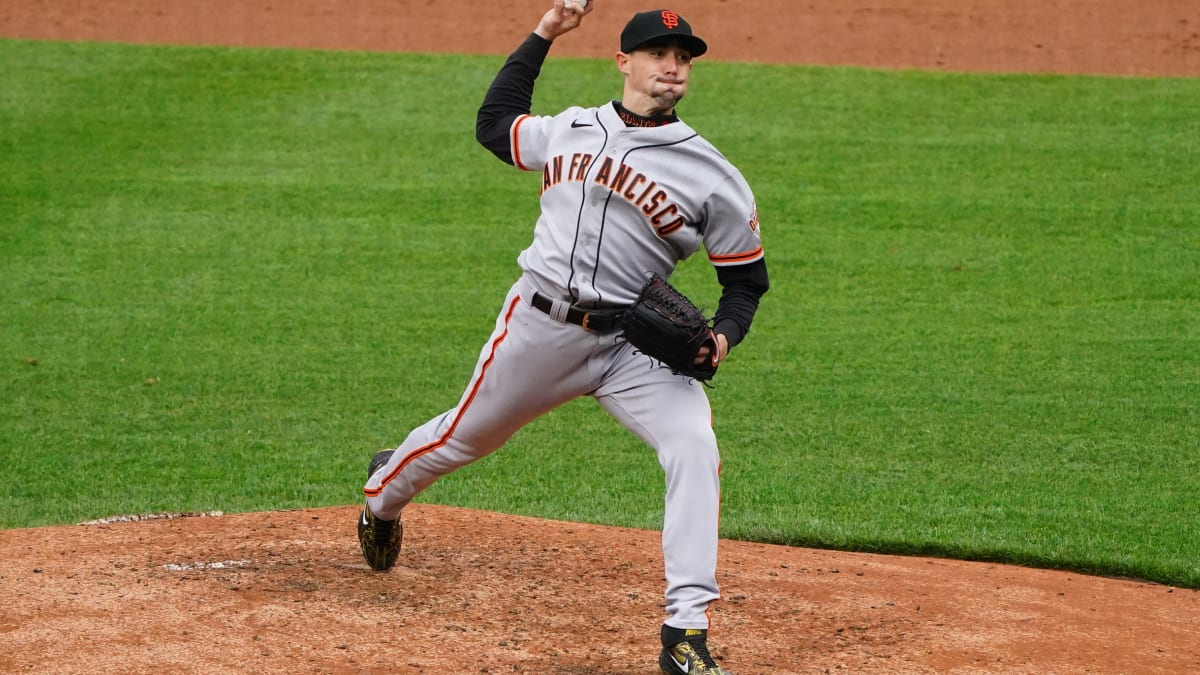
[611,100,678,127]
[598,102,695,144]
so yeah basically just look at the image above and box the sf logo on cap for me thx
[661,11,680,29]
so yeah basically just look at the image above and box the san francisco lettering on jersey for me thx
[542,152,687,236]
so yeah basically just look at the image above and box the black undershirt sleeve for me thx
[476,33,553,164]
[713,258,771,350]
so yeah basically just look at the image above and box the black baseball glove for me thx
[621,273,719,381]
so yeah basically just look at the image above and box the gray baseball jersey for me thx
[512,103,763,307]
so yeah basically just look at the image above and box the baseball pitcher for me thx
[359,3,770,672]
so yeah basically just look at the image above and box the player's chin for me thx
[654,85,687,106]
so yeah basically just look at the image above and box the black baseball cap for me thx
[620,9,708,57]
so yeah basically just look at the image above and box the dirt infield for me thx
[3,505,1199,673]
[3,1,1199,673]
[3,0,1199,75]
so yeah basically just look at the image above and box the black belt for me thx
[531,292,624,333]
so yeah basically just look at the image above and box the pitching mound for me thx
[1,504,1196,672]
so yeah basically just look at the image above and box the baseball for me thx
[563,0,588,10]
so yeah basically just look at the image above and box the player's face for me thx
[618,42,693,114]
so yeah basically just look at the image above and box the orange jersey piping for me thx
[364,294,523,498]
[511,114,532,171]
[708,246,764,266]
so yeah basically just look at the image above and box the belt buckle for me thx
[580,311,594,331]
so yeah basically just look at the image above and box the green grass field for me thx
[3,39,1198,588]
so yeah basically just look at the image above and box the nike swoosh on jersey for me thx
[571,120,593,128]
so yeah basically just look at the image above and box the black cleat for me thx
[659,626,732,674]
[367,449,394,480]
[357,450,402,571]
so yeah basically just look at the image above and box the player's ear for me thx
[615,51,632,75]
